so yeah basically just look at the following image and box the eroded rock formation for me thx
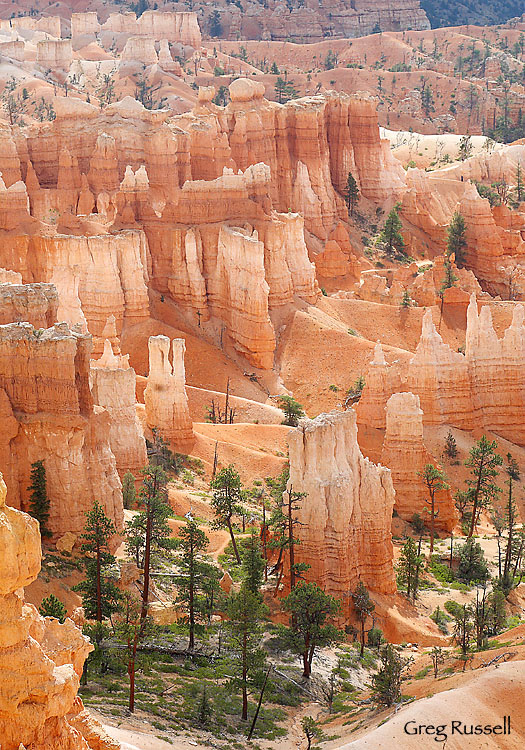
[358,297,525,446]
[381,392,455,531]
[144,335,194,450]
[91,341,147,479]
[0,473,119,750]
[0,322,123,538]
[288,409,396,607]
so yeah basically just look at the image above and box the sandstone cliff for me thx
[0,473,119,750]
[381,392,455,531]
[358,298,525,446]
[0,322,123,538]
[91,340,147,479]
[288,409,396,608]
[144,335,195,450]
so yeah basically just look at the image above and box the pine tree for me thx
[379,204,405,256]
[444,430,458,460]
[371,644,407,706]
[446,211,467,267]
[39,593,67,623]
[196,686,212,725]
[73,501,121,622]
[457,538,489,583]
[270,61,279,75]
[114,592,155,712]
[452,603,474,656]
[176,519,210,651]
[122,471,136,510]
[465,435,502,537]
[27,460,51,538]
[209,9,222,37]
[268,482,309,593]
[351,581,375,657]
[429,646,445,678]
[226,586,268,720]
[401,289,412,307]
[503,454,520,587]
[241,530,265,595]
[282,582,341,678]
[418,464,449,553]
[439,258,458,295]
[277,395,305,427]
[344,172,359,215]
[211,464,244,564]
[301,716,321,749]
[126,464,173,624]
[397,537,423,600]
[515,162,523,203]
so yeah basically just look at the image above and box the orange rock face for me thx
[90,341,147,479]
[288,409,396,608]
[144,335,195,450]
[381,392,455,531]
[0,322,123,538]
[0,474,118,750]
[358,297,525,447]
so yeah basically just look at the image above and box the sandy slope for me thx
[338,661,525,749]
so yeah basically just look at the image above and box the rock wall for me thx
[0,83,404,368]
[71,10,202,47]
[0,322,123,538]
[90,341,147,479]
[381,392,455,531]
[288,409,396,607]
[358,297,525,446]
[0,282,58,327]
[0,473,119,750]
[144,335,194,450]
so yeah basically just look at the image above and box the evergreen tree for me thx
[439,258,458,295]
[73,501,121,622]
[503,453,520,589]
[196,686,212,725]
[241,530,265,595]
[344,172,359,215]
[444,430,458,460]
[277,395,305,427]
[176,518,210,651]
[211,464,244,564]
[270,61,279,75]
[457,538,489,583]
[465,435,502,537]
[281,582,341,678]
[371,644,407,706]
[209,9,222,37]
[397,537,423,600]
[429,646,445,678]
[418,464,449,553]
[351,581,375,657]
[516,162,523,203]
[274,76,298,103]
[122,471,136,510]
[27,460,51,538]
[452,603,474,656]
[226,586,268,720]
[301,716,321,749]
[268,482,309,592]
[114,592,155,712]
[446,211,467,267]
[39,593,67,623]
[126,464,172,624]
[379,203,405,256]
